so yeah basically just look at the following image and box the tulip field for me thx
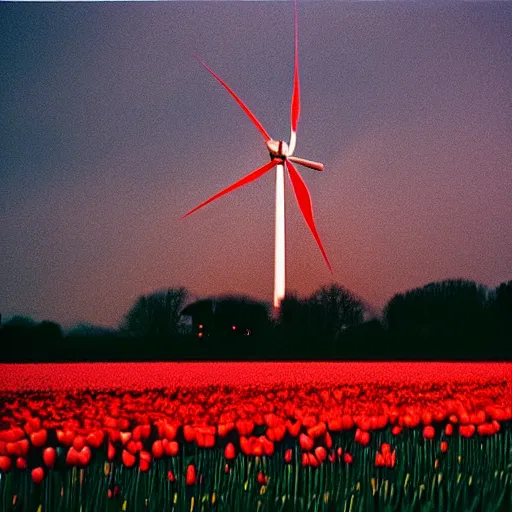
[0,362,511,511]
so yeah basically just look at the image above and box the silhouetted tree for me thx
[37,320,63,339]
[67,323,118,337]
[120,287,190,349]
[276,293,310,358]
[4,315,37,327]
[383,279,490,359]
[488,281,512,355]
[305,283,366,357]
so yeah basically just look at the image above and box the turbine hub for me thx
[266,140,289,160]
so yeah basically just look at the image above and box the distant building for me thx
[181,296,270,339]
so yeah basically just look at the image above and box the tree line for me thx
[0,279,510,362]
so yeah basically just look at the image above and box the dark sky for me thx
[1,2,511,329]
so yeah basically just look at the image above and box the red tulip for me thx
[19,439,30,457]
[141,424,151,439]
[270,425,286,442]
[126,440,138,455]
[324,431,333,449]
[16,456,27,470]
[87,430,104,449]
[440,441,448,453]
[139,451,151,472]
[315,446,327,462]
[375,452,385,467]
[0,427,25,443]
[392,426,402,436]
[381,443,391,455]
[286,420,301,438]
[299,434,314,451]
[108,429,120,443]
[264,413,278,428]
[459,412,470,425]
[459,424,475,438]
[6,442,19,457]
[236,419,254,437]
[218,422,235,437]
[342,414,354,430]
[261,436,274,456]
[252,440,263,457]
[32,467,45,484]
[307,422,326,439]
[66,447,79,466]
[104,417,117,429]
[165,441,179,457]
[72,435,86,451]
[284,448,293,463]
[302,415,317,429]
[30,429,48,448]
[421,411,433,426]
[328,418,343,432]
[43,447,56,469]
[117,418,129,430]
[257,472,268,485]
[224,442,235,460]
[472,410,486,425]
[107,442,116,461]
[167,470,175,482]
[390,450,396,468]
[343,452,353,465]
[78,446,91,467]
[477,423,493,436]
[307,452,319,467]
[239,436,251,456]
[132,425,142,442]
[423,426,435,440]
[122,449,136,468]
[0,455,12,472]
[152,440,163,459]
[445,424,453,436]
[119,432,132,445]
[183,425,196,443]
[359,417,372,431]
[186,464,196,485]
[337,446,343,457]
[356,428,370,445]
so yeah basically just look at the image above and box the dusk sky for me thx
[1,2,511,330]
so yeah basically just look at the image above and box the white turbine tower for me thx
[182,0,331,314]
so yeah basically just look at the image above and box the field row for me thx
[1,362,511,391]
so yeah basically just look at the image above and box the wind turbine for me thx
[182,0,331,313]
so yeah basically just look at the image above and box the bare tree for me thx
[120,287,190,340]
[306,283,365,342]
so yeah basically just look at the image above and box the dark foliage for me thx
[1,279,511,362]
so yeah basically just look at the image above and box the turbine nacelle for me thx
[266,139,324,172]
[266,140,289,159]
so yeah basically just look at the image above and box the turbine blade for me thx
[194,55,271,142]
[289,0,300,148]
[288,156,324,172]
[181,159,280,219]
[286,160,332,272]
